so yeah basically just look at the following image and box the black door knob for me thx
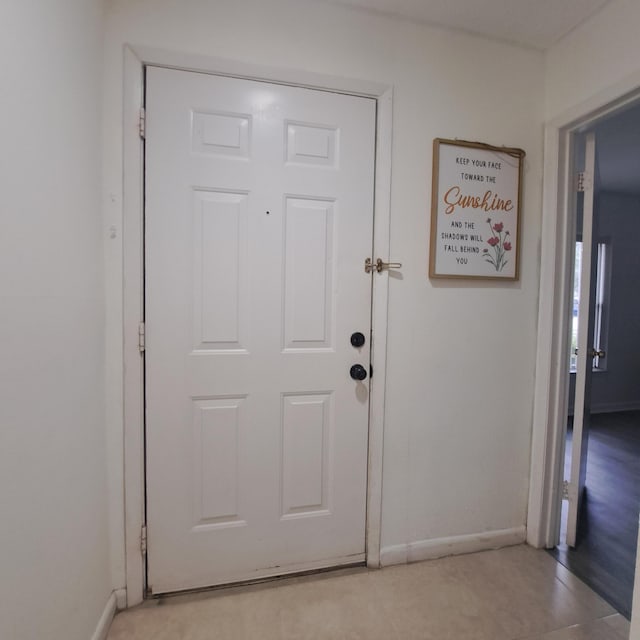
[350,332,366,348]
[350,364,368,381]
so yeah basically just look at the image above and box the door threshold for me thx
[146,561,368,603]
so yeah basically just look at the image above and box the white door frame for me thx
[122,45,393,606]
[527,80,640,550]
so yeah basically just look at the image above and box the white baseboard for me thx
[379,543,409,566]
[380,526,526,567]
[592,401,640,414]
[568,400,640,416]
[90,592,117,640]
[114,588,127,610]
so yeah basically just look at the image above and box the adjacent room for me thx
[551,102,640,618]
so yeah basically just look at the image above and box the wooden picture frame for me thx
[429,138,525,280]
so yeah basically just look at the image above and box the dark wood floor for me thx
[549,410,640,619]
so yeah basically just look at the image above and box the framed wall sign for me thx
[429,138,525,280]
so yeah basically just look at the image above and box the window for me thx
[569,241,610,373]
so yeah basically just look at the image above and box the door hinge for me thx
[140,525,147,555]
[562,480,569,500]
[139,107,146,139]
[576,171,592,193]
[138,322,146,353]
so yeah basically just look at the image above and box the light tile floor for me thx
[107,545,630,640]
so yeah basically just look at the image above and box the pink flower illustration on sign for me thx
[484,218,511,272]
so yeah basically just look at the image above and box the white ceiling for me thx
[320,0,612,49]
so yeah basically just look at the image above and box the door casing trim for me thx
[122,45,393,606]
[527,77,640,549]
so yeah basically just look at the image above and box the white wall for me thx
[104,0,544,578]
[0,2,112,639]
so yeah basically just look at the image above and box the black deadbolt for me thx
[350,332,366,348]
[350,364,368,381]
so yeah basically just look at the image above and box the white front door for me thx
[144,67,376,594]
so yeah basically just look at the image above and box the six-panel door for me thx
[145,67,376,593]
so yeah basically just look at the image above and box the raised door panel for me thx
[281,393,332,519]
[283,197,335,351]
[192,190,249,351]
[192,397,246,530]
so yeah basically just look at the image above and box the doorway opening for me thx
[143,66,377,594]
[549,102,640,619]
[121,46,393,606]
